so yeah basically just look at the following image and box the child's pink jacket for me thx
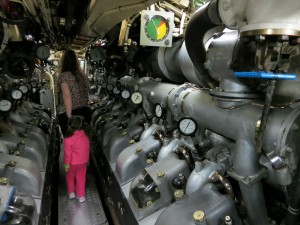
[64,130,90,166]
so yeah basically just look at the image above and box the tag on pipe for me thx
[234,71,297,80]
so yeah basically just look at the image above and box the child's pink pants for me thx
[66,163,87,197]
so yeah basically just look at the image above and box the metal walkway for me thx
[58,151,108,225]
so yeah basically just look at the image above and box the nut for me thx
[193,210,205,223]
[157,170,165,178]
[0,177,9,185]
[136,146,142,152]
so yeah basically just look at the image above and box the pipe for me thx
[210,171,234,199]
[105,198,121,225]
[185,0,222,88]
[286,164,300,225]
[233,139,268,225]
[177,146,193,169]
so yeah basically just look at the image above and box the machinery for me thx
[1,0,300,225]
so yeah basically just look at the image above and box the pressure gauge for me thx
[19,84,29,94]
[121,89,130,99]
[30,80,38,88]
[89,47,107,62]
[106,84,113,91]
[178,117,198,136]
[140,10,174,47]
[102,82,107,88]
[11,89,23,100]
[113,87,121,95]
[131,92,143,104]
[155,103,163,118]
[36,45,50,60]
[0,99,12,112]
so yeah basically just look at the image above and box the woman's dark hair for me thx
[60,49,83,83]
[65,116,93,138]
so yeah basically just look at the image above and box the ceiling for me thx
[0,0,159,50]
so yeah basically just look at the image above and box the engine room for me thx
[1,0,300,225]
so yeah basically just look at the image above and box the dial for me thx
[121,90,130,99]
[178,117,197,136]
[36,45,50,60]
[106,84,113,91]
[155,104,163,118]
[89,47,107,62]
[19,84,29,94]
[0,99,12,112]
[11,89,23,100]
[102,82,107,88]
[131,92,143,104]
[113,87,121,95]
[145,15,170,42]
[30,80,38,88]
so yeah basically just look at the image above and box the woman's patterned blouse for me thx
[58,71,89,114]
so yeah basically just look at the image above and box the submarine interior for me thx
[1,0,300,225]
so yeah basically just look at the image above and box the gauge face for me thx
[0,99,12,112]
[89,47,107,62]
[155,104,163,118]
[11,89,23,100]
[178,117,197,136]
[19,84,29,94]
[131,92,143,104]
[30,81,38,88]
[36,45,50,60]
[145,15,170,42]
[102,82,107,88]
[121,90,130,99]
[106,84,113,91]
[113,87,120,95]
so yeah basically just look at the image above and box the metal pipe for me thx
[185,0,222,88]
[210,171,234,199]
[177,146,193,169]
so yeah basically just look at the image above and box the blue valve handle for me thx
[234,71,297,80]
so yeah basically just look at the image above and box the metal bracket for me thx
[227,167,268,187]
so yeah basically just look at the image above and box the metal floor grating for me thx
[58,151,108,225]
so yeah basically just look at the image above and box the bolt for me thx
[136,146,142,152]
[157,170,165,178]
[174,189,185,200]
[129,139,135,144]
[193,210,205,223]
[0,177,9,185]
[244,177,250,182]
[14,151,20,156]
[146,201,152,206]
[286,146,293,153]
[7,160,16,167]
[122,131,128,136]
[164,39,170,46]
[222,1,230,11]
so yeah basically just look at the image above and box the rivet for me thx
[146,158,153,164]
[129,139,135,144]
[174,189,185,200]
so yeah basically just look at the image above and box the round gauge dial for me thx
[0,99,12,112]
[102,82,107,88]
[145,15,170,42]
[36,45,50,60]
[131,92,143,104]
[89,47,107,62]
[11,89,23,100]
[19,84,29,94]
[30,81,38,88]
[178,117,198,136]
[113,87,120,95]
[106,84,113,91]
[121,90,130,99]
[155,103,163,118]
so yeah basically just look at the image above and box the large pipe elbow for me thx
[185,0,222,88]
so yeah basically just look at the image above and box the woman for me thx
[58,49,91,135]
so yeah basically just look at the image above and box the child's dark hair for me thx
[65,116,92,138]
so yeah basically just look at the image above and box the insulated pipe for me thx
[185,0,222,88]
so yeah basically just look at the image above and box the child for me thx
[64,116,90,203]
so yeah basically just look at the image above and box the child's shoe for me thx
[78,196,85,203]
[68,192,75,199]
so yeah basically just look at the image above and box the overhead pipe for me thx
[185,0,222,88]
